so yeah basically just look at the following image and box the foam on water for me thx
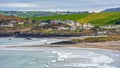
[51,51,72,62]
[18,39,47,46]
[65,64,117,68]
[49,50,117,68]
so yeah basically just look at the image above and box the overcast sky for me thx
[0,0,120,12]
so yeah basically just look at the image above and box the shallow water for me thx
[0,48,120,68]
[0,37,67,46]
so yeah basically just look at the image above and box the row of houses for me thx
[0,20,26,27]
[39,20,94,30]
[100,25,120,29]
[0,18,95,30]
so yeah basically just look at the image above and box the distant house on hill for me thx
[10,20,26,25]
[64,20,81,30]
[38,20,94,30]
[82,23,94,30]
[58,26,69,30]
[10,20,17,24]
[0,14,27,26]
[18,21,25,25]
[65,20,75,26]
[40,22,49,26]
[100,25,120,29]
[50,20,63,24]
[0,20,14,27]
[40,23,70,30]
[0,23,14,27]
[0,20,26,27]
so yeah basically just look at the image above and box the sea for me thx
[0,37,68,46]
[0,37,120,68]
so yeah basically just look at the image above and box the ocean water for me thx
[0,37,68,46]
[0,38,120,68]
[0,48,120,68]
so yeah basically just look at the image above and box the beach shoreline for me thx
[3,40,120,51]
[0,36,120,51]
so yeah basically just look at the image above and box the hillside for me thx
[78,12,120,26]
[31,13,90,21]
[0,11,88,17]
[102,7,120,12]
[32,12,120,26]
[0,11,57,17]
[1,12,120,27]
[0,14,25,21]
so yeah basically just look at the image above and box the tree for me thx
[115,20,120,25]
[0,20,3,24]
[91,26,99,36]
[32,19,36,23]
[26,18,29,20]
[45,19,51,24]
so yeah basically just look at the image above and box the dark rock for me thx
[51,41,76,44]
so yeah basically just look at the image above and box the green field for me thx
[31,13,90,21]
[0,11,57,17]
[78,12,120,26]
[31,12,120,26]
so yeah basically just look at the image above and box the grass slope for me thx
[32,12,120,26]
[0,11,57,17]
[31,13,90,21]
[78,12,120,26]
[0,14,25,21]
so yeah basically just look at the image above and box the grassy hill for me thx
[1,11,120,27]
[0,11,57,17]
[31,13,90,21]
[32,12,120,26]
[78,12,120,26]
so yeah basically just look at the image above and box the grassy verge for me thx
[72,35,120,43]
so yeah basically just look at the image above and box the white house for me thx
[100,25,120,29]
[40,22,49,26]
[58,26,69,30]
[64,20,81,30]
[18,21,25,25]
[69,26,76,30]
[10,20,17,24]
[0,23,14,27]
[82,23,94,30]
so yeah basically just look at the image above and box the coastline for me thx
[0,36,120,51]
[4,40,120,51]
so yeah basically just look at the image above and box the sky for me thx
[0,0,120,12]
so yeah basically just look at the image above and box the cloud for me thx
[0,0,119,11]
[0,3,37,8]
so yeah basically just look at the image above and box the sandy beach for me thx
[65,41,120,51]
[5,40,120,51]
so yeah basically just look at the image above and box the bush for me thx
[84,37,108,42]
